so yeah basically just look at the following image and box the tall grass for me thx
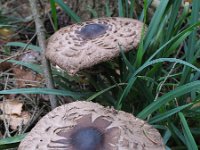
[0,0,200,149]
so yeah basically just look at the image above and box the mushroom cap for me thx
[18,101,165,150]
[45,17,145,75]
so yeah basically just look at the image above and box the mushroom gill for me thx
[49,114,119,150]
[45,17,145,75]
[18,101,165,150]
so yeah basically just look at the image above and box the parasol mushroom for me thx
[18,101,165,150]
[45,17,145,75]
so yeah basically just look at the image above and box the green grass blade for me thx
[147,22,200,62]
[163,129,171,144]
[134,0,147,67]
[149,103,192,124]
[129,0,135,18]
[144,0,169,49]
[0,59,43,73]
[139,0,153,21]
[180,1,200,85]
[137,81,200,119]
[166,31,191,56]
[54,0,81,22]
[120,46,135,72]
[187,0,200,61]
[0,134,27,145]
[143,58,200,73]
[86,83,126,101]
[0,88,90,99]
[165,0,182,40]
[50,0,58,31]
[6,42,41,52]
[0,134,27,149]
[178,112,198,150]
[169,123,185,144]
[105,0,112,17]
[116,76,136,109]
[118,0,124,17]
[125,0,129,17]
[86,5,98,18]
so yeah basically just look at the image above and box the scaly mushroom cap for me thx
[45,17,145,75]
[18,101,165,150]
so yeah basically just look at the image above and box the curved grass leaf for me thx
[139,58,200,74]
[116,22,200,109]
[117,57,200,109]
[137,81,200,119]
[178,112,198,150]
[149,103,192,124]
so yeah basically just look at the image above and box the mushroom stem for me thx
[28,0,57,109]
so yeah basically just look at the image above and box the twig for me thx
[154,44,183,101]
[28,0,57,109]
[3,74,11,137]
[0,33,36,64]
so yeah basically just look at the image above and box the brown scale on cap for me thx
[45,17,145,75]
[18,101,165,150]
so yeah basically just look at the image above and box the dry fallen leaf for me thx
[0,111,31,130]
[12,67,43,88]
[0,99,23,116]
[0,62,12,72]
[191,102,200,109]
[0,28,14,39]
[0,99,31,130]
